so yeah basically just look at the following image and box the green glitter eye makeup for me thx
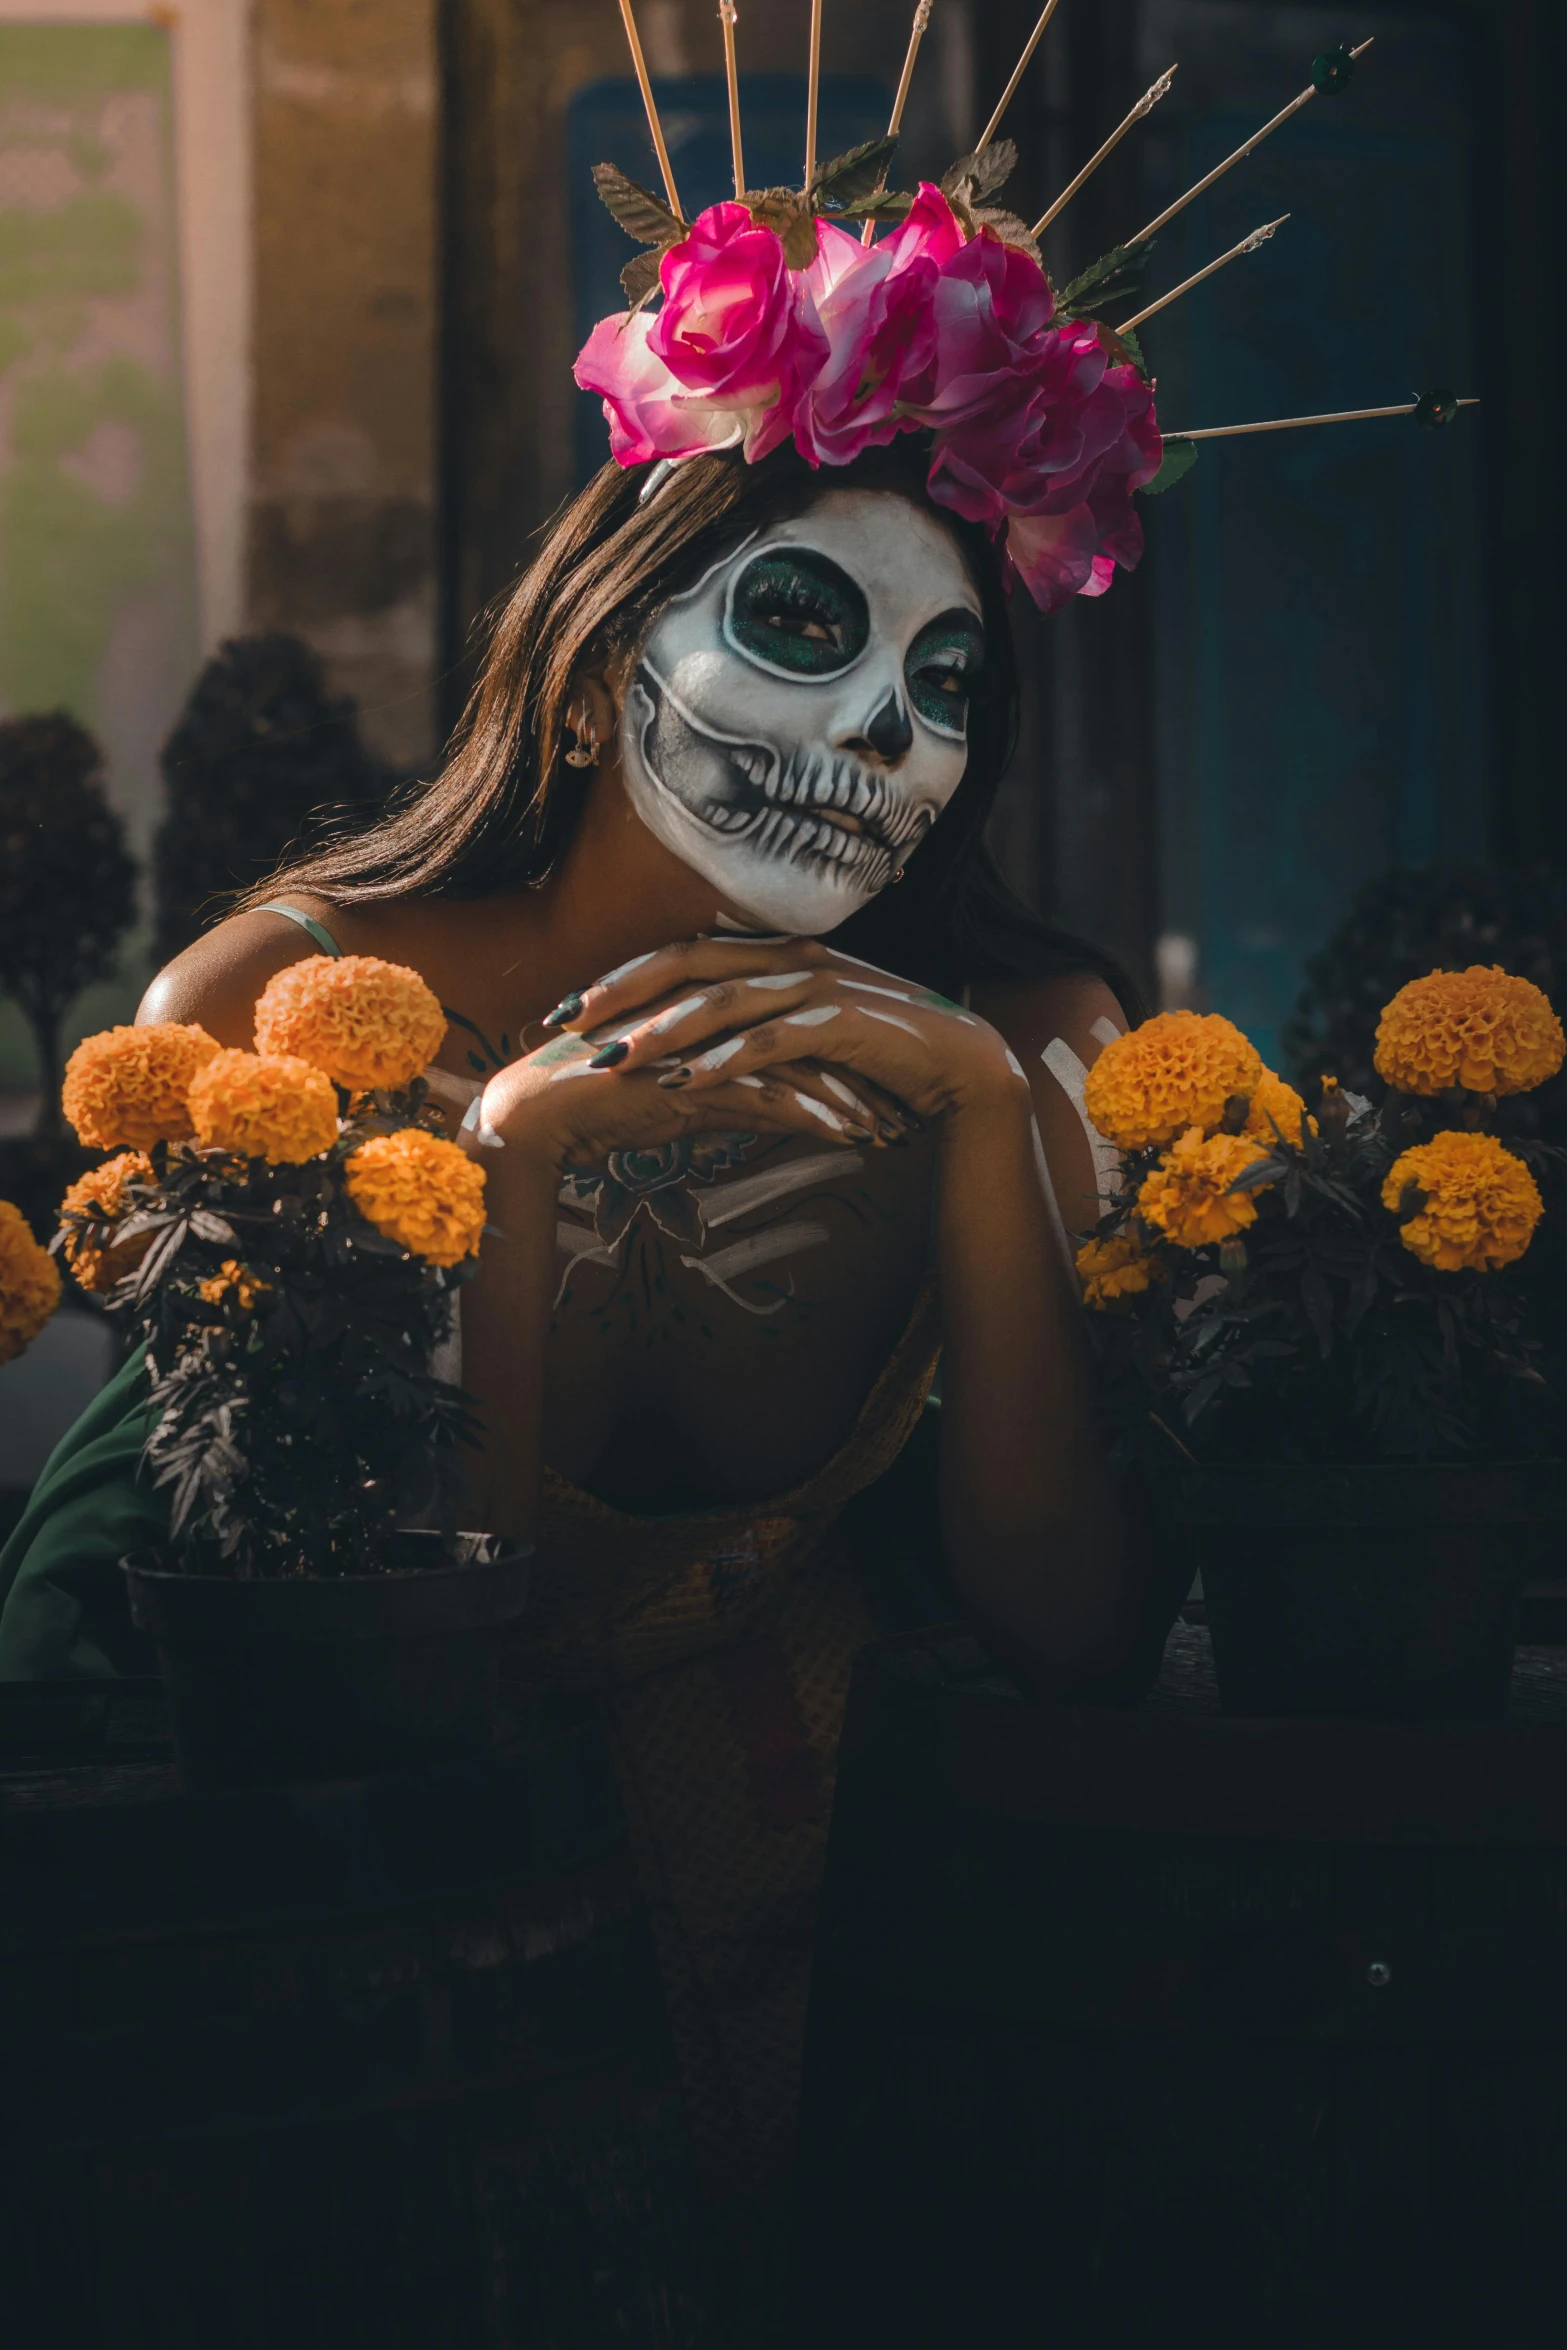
[726,549,870,679]
[906,610,985,739]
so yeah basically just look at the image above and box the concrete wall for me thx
[248,0,439,775]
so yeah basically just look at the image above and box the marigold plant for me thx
[198,1259,273,1311]
[344,1128,486,1267]
[1383,1131,1544,1273]
[1137,1128,1274,1250]
[0,1198,61,1365]
[62,1022,220,1150]
[1374,965,1565,1098]
[1243,1068,1311,1146]
[59,1151,154,1292]
[1083,1011,1262,1151]
[188,1049,340,1165]
[1076,1230,1158,1309]
[1078,975,1559,1462]
[254,954,447,1092]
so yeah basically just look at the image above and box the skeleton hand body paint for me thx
[620,490,985,936]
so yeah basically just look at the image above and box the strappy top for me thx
[255,899,344,956]
[255,897,943,1687]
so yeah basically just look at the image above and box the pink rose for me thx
[917,270,1163,611]
[902,228,1061,445]
[795,187,966,467]
[648,201,827,460]
[573,310,745,466]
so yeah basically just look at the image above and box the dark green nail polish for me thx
[657,1069,692,1089]
[589,1039,629,1069]
[542,993,584,1029]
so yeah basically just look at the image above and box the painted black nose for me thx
[863,689,913,763]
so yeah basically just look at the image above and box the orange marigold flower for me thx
[1083,1012,1263,1151]
[344,1128,486,1267]
[188,1050,340,1165]
[254,954,447,1092]
[1382,1130,1543,1272]
[1137,1127,1274,1251]
[61,1023,220,1150]
[1243,1068,1312,1146]
[1374,965,1565,1098]
[0,1199,61,1366]
[1075,1230,1160,1309]
[59,1151,154,1293]
[198,1259,273,1311]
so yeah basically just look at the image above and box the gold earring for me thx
[563,712,599,769]
[891,866,906,885]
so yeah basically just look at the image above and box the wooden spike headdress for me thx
[575,6,1474,614]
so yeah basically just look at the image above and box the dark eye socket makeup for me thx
[906,610,986,738]
[726,548,870,678]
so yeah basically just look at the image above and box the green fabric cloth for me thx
[0,1344,163,1680]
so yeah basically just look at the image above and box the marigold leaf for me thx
[781,208,821,269]
[967,139,1019,202]
[620,249,662,306]
[838,189,916,222]
[592,161,682,247]
[972,207,1042,264]
[1141,437,1198,497]
[809,134,899,208]
[1056,238,1154,315]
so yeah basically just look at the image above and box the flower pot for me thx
[1167,1461,1567,1721]
[123,1532,529,1789]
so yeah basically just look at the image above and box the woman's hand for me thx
[467,1017,899,1173]
[539,935,1028,1129]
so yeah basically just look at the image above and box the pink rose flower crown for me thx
[577,3,1476,615]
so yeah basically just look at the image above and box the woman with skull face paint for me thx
[110,436,1175,2306]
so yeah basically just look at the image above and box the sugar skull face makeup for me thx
[619,489,986,935]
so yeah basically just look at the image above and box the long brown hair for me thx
[245,440,1143,1013]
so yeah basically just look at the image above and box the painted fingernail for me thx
[877,1119,904,1141]
[588,1039,629,1069]
[542,993,584,1028]
[657,1069,692,1089]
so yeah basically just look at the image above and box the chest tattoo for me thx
[442,1007,895,1339]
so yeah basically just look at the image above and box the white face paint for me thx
[619,489,986,935]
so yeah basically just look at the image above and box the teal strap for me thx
[254,900,343,958]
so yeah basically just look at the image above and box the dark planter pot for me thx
[1168,1461,1567,1722]
[123,1532,530,1789]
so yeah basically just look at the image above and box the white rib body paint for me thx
[745,969,812,990]
[1090,1015,1123,1049]
[784,1005,840,1027]
[1041,1036,1123,1197]
[553,1221,622,1307]
[596,949,659,988]
[859,1004,923,1040]
[459,1094,507,1147]
[697,1034,747,1071]
[699,1151,863,1227]
[679,1221,830,1313]
[842,977,918,1002]
[818,1071,861,1110]
[645,993,707,1036]
[794,1092,845,1131]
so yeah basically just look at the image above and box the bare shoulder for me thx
[968,971,1128,1065]
[137,898,350,1048]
